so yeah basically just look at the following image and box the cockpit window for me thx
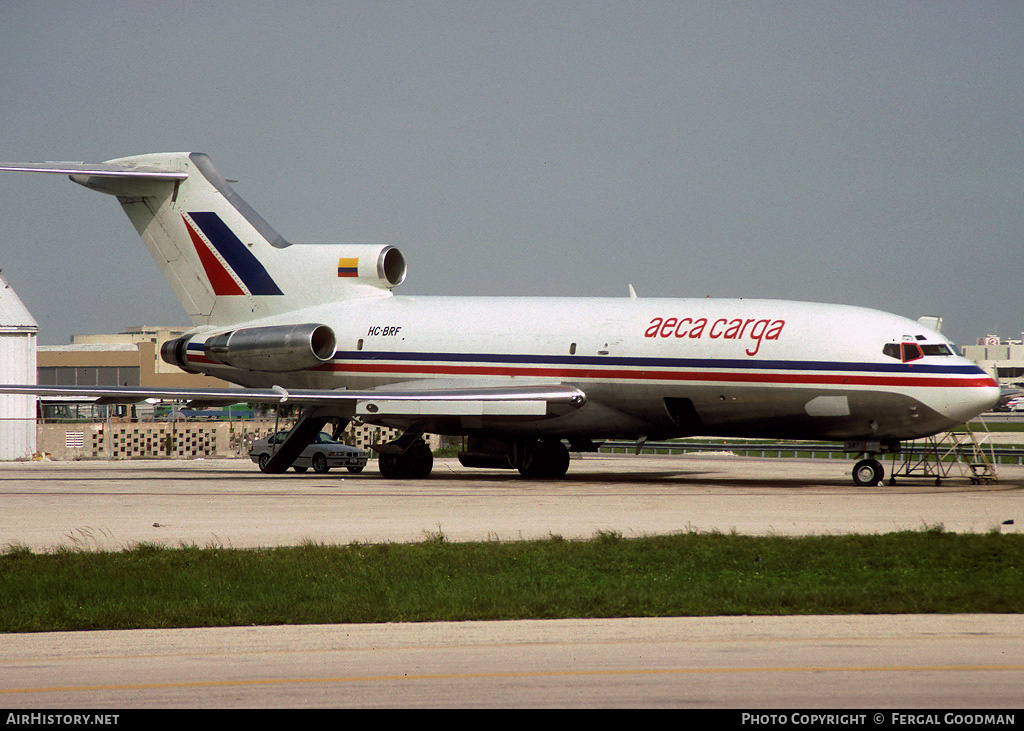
[883,342,927,362]
[921,344,952,356]
[902,343,923,362]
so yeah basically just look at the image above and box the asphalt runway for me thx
[2,453,1022,708]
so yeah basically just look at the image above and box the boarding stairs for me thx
[887,418,997,485]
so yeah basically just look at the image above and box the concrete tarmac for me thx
[2,453,1021,552]
[2,615,1022,708]
[1,454,1022,708]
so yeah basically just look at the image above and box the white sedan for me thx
[249,431,368,474]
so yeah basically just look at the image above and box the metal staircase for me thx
[887,418,997,485]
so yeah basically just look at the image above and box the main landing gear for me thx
[456,436,572,479]
[374,425,433,479]
[516,438,571,479]
[377,440,433,479]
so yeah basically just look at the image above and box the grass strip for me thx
[2,528,1022,633]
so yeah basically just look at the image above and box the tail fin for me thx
[1,153,406,327]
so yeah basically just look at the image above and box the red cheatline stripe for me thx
[311,361,994,388]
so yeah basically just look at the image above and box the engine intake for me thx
[377,245,407,288]
[203,323,337,372]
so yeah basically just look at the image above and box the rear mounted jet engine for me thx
[333,244,407,289]
[161,323,337,373]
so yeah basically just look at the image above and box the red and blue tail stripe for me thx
[183,212,283,296]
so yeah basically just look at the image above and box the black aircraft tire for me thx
[518,439,570,479]
[377,443,433,479]
[852,458,883,486]
[378,453,405,479]
[407,442,433,479]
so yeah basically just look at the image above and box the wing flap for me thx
[357,399,549,417]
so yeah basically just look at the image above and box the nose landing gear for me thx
[852,458,885,486]
[846,438,900,486]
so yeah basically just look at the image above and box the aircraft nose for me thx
[941,381,1000,425]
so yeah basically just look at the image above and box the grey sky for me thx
[1,1,1021,347]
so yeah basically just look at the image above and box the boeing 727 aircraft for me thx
[0,153,999,484]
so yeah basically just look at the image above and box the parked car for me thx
[997,395,1024,412]
[249,431,367,474]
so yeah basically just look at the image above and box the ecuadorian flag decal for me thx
[338,257,359,277]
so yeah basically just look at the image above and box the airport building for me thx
[0,273,38,459]
[38,326,232,390]
[961,336,1024,388]
[36,326,234,424]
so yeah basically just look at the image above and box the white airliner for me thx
[0,153,1000,484]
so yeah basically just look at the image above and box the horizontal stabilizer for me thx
[0,160,187,180]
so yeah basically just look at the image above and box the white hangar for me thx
[0,272,38,459]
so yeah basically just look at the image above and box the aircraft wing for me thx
[0,383,586,417]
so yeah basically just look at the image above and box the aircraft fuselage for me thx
[177,295,998,443]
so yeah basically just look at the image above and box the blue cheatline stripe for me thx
[328,350,984,375]
[186,341,983,376]
[188,212,283,295]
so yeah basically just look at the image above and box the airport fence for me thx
[597,439,1024,466]
[32,420,422,461]
[16,420,1024,466]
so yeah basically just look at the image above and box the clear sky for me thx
[1,1,1021,347]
